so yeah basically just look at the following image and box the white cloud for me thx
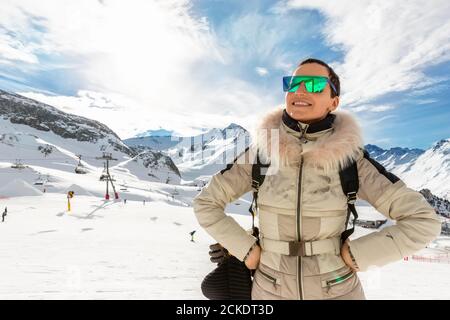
[414,99,439,105]
[286,0,450,107]
[0,33,38,64]
[350,104,395,113]
[256,67,269,76]
[3,0,449,141]
[0,0,280,131]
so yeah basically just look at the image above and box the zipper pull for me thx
[297,123,309,144]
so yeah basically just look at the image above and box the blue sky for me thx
[0,0,449,149]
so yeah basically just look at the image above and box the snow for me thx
[0,192,449,299]
[0,179,43,197]
[357,259,450,299]
[1,92,449,299]
[395,139,450,200]
[65,184,94,197]
[0,194,227,299]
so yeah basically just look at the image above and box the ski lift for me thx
[120,181,128,192]
[75,163,88,174]
[34,174,46,186]
[11,159,26,169]
[75,155,88,174]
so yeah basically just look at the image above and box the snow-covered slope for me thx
[0,90,181,195]
[0,193,448,299]
[125,123,251,182]
[366,141,450,199]
[399,139,450,200]
[0,89,129,152]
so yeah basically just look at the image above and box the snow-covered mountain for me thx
[0,90,181,195]
[134,128,174,138]
[125,123,251,182]
[365,141,449,200]
[398,139,450,200]
[0,90,130,153]
[365,144,425,171]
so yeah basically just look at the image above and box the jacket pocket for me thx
[258,269,281,285]
[320,266,357,299]
[322,269,354,288]
[254,266,282,296]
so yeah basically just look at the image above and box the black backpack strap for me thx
[248,149,270,239]
[339,160,359,244]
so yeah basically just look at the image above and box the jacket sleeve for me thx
[348,150,442,272]
[193,147,257,261]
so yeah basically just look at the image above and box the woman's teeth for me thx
[293,101,312,106]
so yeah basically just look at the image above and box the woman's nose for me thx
[295,82,307,94]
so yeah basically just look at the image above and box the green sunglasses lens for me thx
[283,76,328,93]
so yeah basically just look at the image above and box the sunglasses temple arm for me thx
[327,80,337,95]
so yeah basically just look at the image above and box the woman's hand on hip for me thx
[244,244,261,270]
[341,239,360,272]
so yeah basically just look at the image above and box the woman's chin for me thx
[287,108,314,120]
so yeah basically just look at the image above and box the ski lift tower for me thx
[96,152,119,200]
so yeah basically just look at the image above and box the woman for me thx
[193,58,441,300]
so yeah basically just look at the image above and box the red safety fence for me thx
[404,254,450,264]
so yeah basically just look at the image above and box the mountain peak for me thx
[365,144,385,153]
[135,128,173,138]
[223,123,246,131]
[0,90,126,147]
[432,138,450,153]
[221,123,247,135]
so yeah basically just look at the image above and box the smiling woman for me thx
[285,59,340,124]
[193,57,441,300]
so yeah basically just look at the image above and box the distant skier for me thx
[124,199,127,204]
[2,207,7,222]
[143,200,146,206]
[189,230,196,242]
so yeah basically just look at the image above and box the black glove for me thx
[209,243,229,264]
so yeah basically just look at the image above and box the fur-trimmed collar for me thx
[251,106,364,172]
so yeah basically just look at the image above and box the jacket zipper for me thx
[324,270,355,293]
[326,270,355,287]
[259,269,279,285]
[297,122,307,300]
[297,158,304,300]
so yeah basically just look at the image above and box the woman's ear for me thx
[329,96,340,112]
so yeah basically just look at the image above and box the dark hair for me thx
[299,58,340,98]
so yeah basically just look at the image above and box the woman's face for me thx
[285,63,339,124]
